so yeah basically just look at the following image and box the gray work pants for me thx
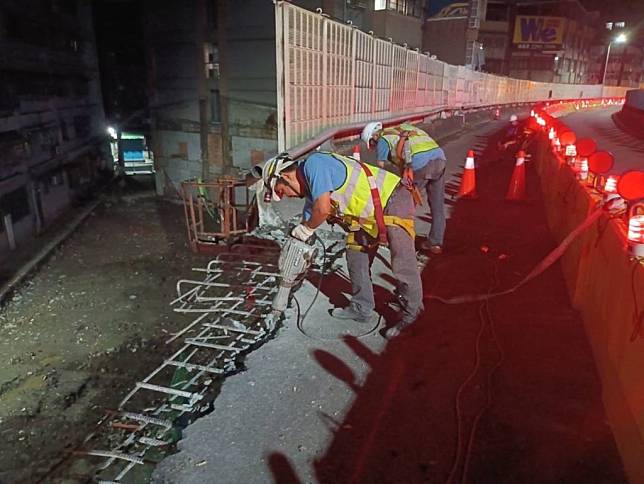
[414,158,447,246]
[345,186,424,324]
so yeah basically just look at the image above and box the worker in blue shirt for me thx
[362,121,447,254]
[260,151,423,338]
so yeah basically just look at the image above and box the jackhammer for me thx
[248,156,320,330]
[265,235,318,330]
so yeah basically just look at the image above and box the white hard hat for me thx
[509,114,518,123]
[256,153,297,202]
[361,121,383,145]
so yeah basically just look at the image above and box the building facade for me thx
[0,0,107,259]
[424,0,600,84]
[147,0,427,195]
[145,0,279,193]
[588,20,644,88]
[508,1,598,84]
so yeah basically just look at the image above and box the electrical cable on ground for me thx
[445,258,506,484]
[444,295,485,484]
[442,192,620,482]
[461,262,505,484]
[294,236,381,341]
[427,204,608,305]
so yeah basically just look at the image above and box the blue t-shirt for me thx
[376,137,392,163]
[376,137,445,171]
[504,123,519,140]
[300,152,347,221]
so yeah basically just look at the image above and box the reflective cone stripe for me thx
[577,157,589,181]
[506,150,526,201]
[352,144,361,162]
[458,150,477,198]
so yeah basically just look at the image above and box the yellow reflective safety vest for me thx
[380,124,440,164]
[323,153,406,240]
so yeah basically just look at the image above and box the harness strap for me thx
[357,161,388,246]
[346,214,415,252]
[395,133,409,171]
[394,137,423,207]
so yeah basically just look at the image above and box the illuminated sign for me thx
[513,16,565,50]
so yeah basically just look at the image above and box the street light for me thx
[602,33,627,85]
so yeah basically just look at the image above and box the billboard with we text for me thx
[513,16,566,50]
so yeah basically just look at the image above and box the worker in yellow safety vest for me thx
[260,151,423,339]
[362,121,447,255]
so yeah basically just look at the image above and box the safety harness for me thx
[385,126,425,206]
[357,161,389,246]
[324,152,415,249]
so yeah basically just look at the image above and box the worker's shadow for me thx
[267,453,302,484]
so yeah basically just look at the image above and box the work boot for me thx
[384,320,413,339]
[421,241,443,255]
[330,306,373,323]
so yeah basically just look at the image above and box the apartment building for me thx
[0,0,107,259]
[424,0,599,84]
[146,0,427,195]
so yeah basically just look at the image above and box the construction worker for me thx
[362,121,447,254]
[261,151,423,338]
[498,114,536,152]
[498,114,520,150]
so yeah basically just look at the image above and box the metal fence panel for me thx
[276,2,628,151]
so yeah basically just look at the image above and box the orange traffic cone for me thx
[352,144,361,162]
[506,150,526,201]
[458,150,477,198]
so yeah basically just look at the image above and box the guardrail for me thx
[182,95,630,252]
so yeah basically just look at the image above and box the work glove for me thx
[291,223,315,242]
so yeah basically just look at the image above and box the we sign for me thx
[513,16,565,46]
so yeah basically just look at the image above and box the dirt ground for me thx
[0,178,209,483]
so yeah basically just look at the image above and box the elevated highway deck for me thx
[153,111,630,484]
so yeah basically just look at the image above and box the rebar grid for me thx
[65,252,280,482]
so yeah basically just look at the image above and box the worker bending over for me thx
[362,122,447,254]
[498,114,535,152]
[261,151,423,339]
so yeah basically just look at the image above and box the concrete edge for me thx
[534,138,644,483]
[0,198,102,306]
[611,111,644,141]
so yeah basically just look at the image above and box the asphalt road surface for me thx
[560,106,644,175]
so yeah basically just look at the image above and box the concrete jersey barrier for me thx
[532,108,644,482]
